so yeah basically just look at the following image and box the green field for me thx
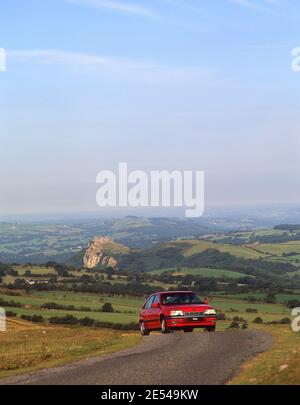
[211,296,290,321]
[168,240,266,259]
[0,290,143,324]
[150,267,250,279]
[13,265,57,276]
[216,292,300,304]
[0,289,291,325]
[245,241,300,256]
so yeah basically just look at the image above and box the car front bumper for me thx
[165,316,216,329]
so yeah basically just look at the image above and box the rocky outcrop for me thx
[83,237,119,269]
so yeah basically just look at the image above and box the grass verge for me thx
[0,318,141,379]
[229,324,300,384]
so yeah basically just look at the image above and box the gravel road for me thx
[1,330,271,385]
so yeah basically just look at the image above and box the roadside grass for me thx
[230,324,300,385]
[0,318,141,379]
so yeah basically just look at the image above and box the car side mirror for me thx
[152,302,160,308]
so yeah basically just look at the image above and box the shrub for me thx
[47,315,137,331]
[229,320,240,329]
[287,300,300,309]
[233,316,244,322]
[101,302,114,313]
[5,311,17,317]
[21,314,44,323]
[279,317,291,325]
[266,318,291,325]
[242,321,248,329]
[246,308,258,313]
[49,315,79,325]
[79,317,95,327]
[0,298,22,308]
[41,302,76,311]
[253,316,263,324]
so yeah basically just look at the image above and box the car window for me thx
[145,295,155,309]
[152,295,159,306]
[161,293,202,305]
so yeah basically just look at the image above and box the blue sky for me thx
[0,0,299,216]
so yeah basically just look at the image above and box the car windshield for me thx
[161,293,203,305]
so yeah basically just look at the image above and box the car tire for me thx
[161,317,170,334]
[140,321,150,336]
[206,325,216,332]
[183,328,193,333]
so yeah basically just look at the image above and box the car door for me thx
[142,295,155,330]
[151,294,161,330]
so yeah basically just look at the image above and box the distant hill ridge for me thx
[274,224,300,231]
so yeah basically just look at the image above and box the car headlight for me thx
[204,309,216,315]
[170,310,184,316]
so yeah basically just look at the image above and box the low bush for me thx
[21,314,44,323]
[253,316,263,324]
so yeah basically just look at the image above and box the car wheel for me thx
[140,321,150,336]
[183,328,193,333]
[206,326,216,332]
[161,317,170,334]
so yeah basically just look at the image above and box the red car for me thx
[139,291,217,335]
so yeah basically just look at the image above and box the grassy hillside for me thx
[245,241,300,256]
[167,240,266,259]
[150,267,250,279]
[230,325,300,385]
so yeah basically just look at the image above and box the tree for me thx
[102,302,114,313]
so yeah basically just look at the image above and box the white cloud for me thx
[9,49,125,66]
[62,0,159,19]
[227,0,269,12]
[8,49,218,83]
[62,0,211,32]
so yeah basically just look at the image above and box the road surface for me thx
[1,330,271,385]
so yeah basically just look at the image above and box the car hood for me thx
[165,304,214,313]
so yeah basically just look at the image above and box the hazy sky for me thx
[0,0,299,216]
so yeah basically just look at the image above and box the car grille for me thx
[184,311,204,317]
